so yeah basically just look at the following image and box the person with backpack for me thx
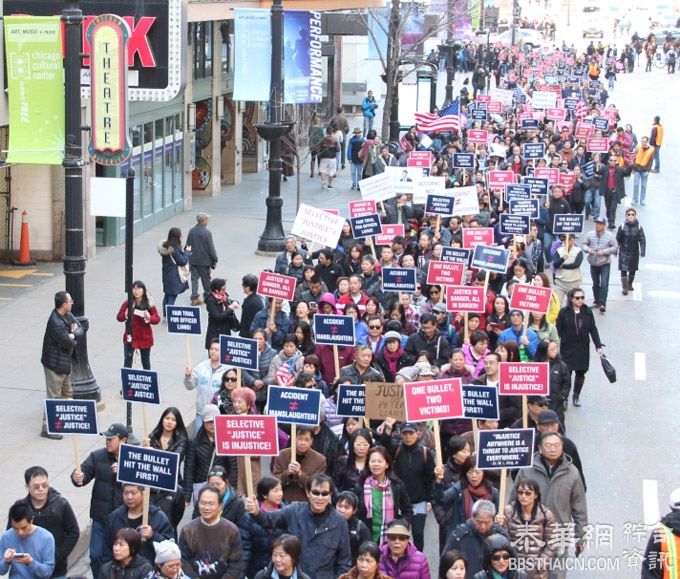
[347,128,366,190]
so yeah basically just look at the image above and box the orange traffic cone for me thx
[13,210,36,266]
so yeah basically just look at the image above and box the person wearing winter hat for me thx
[151,539,187,578]
[641,488,680,579]
[472,533,528,579]
[375,331,414,382]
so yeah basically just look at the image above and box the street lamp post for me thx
[256,0,294,254]
[62,0,100,401]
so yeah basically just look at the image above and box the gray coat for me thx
[186,223,217,267]
[512,453,588,541]
[581,229,618,267]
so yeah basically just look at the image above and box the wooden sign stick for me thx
[184,335,192,370]
[433,421,443,467]
[72,436,82,476]
[142,486,151,528]
[333,345,341,381]
[244,456,254,499]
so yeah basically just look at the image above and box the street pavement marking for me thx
[642,263,680,272]
[634,353,646,381]
[647,290,680,299]
[30,272,55,277]
[0,268,37,278]
[0,297,11,301]
[0,282,32,288]
[633,282,642,301]
[643,479,660,526]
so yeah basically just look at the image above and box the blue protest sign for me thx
[121,369,160,405]
[582,161,595,179]
[426,194,455,216]
[267,386,321,426]
[593,117,609,132]
[521,118,539,130]
[500,214,530,236]
[350,213,382,238]
[471,245,510,274]
[462,384,499,420]
[337,384,366,417]
[521,176,549,196]
[45,399,98,436]
[505,183,532,201]
[165,305,202,335]
[522,143,545,160]
[219,335,259,371]
[313,314,356,346]
[440,246,471,264]
[453,153,475,170]
[382,267,417,292]
[509,199,539,220]
[118,444,180,492]
[470,108,487,121]
[553,214,584,235]
[477,428,535,470]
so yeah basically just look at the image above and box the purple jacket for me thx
[379,542,431,579]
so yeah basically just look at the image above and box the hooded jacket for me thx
[642,510,680,579]
[157,241,190,296]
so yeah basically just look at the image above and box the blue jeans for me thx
[90,520,107,578]
[162,293,177,316]
[363,116,374,134]
[590,263,611,306]
[584,189,601,219]
[633,171,648,204]
[543,232,555,261]
[351,163,363,187]
[653,146,660,171]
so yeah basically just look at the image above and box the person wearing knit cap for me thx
[151,539,187,578]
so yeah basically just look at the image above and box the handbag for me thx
[170,252,190,284]
[600,353,616,384]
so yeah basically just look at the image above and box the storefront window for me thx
[142,121,154,217]
[193,22,213,80]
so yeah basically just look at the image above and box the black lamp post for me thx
[62,0,100,401]
[256,0,294,254]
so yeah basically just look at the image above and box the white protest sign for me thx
[359,171,395,203]
[490,87,513,107]
[531,91,557,110]
[291,204,346,248]
[414,176,446,205]
[452,185,480,216]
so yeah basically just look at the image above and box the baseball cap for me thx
[400,423,418,434]
[433,302,447,314]
[386,521,412,537]
[527,395,550,405]
[353,127,362,134]
[414,361,435,377]
[537,410,560,424]
[201,404,220,422]
[594,217,607,224]
[101,423,128,438]
[384,331,402,342]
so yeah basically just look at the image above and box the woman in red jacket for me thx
[116,280,161,369]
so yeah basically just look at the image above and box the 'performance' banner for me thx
[283,11,323,103]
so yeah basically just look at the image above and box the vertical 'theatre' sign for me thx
[87,15,131,165]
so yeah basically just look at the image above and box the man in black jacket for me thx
[186,212,218,305]
[10,466,79,578]
[71,423,127,578]
[598,155,627,230]
[40,291,83,440]
[404,313,452,368]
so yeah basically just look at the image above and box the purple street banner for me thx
[283,11,323,103]
[233,9,271,102]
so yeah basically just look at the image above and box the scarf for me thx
[212,290,228,304]
[363,476,395,543]
[382,347,404,376]
[463,482,492,520]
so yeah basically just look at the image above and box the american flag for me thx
[275,357,297,386]
[414,100,461,132]
[575,100,587,121]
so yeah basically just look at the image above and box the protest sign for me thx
[426,193,455,216]
[558,172,576,191]
[490,87,513,106]
[477,429,535,469]
[521,118,539,130]
[404,378,463,422]
[258,271,296,302]
[45,399,98,435]
[471,244,510,274]
[121,368,160,405]
[489,170,515,188]
[467,129,488,144]
[510,283,552,314]
[350,214,382,238]
[574,122,594,140]
[426,261,465,286]
[408,150,434,166]
[453,153,475,170]
[440,246,471,264]
[364,382,406,421]
[534,167,559,185]
[359,171,395,203]
[462,228,494,249]
[509,199,539,219]
[336,384,366,417]
[445,285,487,312]
[214,415,279,456]
[386,166,417,197]
[546,107,566,121]
[521,176,549,196]
[118,444,179,492]
[382,267,417,292]
[564,97,579,110]
[470,107,487,121]
[413,176,446,205]
[165,305,201,335]
[500,362,550,397]
[602,107,618,123]
[532,91,557,109]
[500,214,530,236]
[505,184,533,201]
[375,224,404,246]
[582,161,595,179]
[593,117,609,132]
[487,101,503,114]
[291,203,346,247]
[313,314,355,346]
[553,214,584,234]
[462,384,500,420]
[267,386,321,426]
[453,185,481,216]
[522,143,545,160]
[220,335,259,370]
[587,137,609,153]
[348,199,377,218]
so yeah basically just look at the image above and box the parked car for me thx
[491,29,546,49]
[583,24,605,39]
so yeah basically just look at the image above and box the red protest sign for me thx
[258,271,296,302]
[467,129,488,144]
[462,227,494,249]
[489,171,515,187]
[404,378,463,422]
[499,362,550,396]
[445,285,486,313]
[534,167,559,185]
[509,284,552,314]
[517,112,532,122]
[488,101,503,114]
[558,172,575,191]
[575,122,594,140]
[374,223,404,246]
[214,415,280,456]
[587,137,609,153]
[321,208,340,215]
[426,261,465,286]
[546,108,566,121]
[476,94,491,103]
[407,151,433,168]
[602,108,618,122]
[349,199,377,218]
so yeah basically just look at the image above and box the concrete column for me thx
[183,26,194,211]
[210,21,222,196]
